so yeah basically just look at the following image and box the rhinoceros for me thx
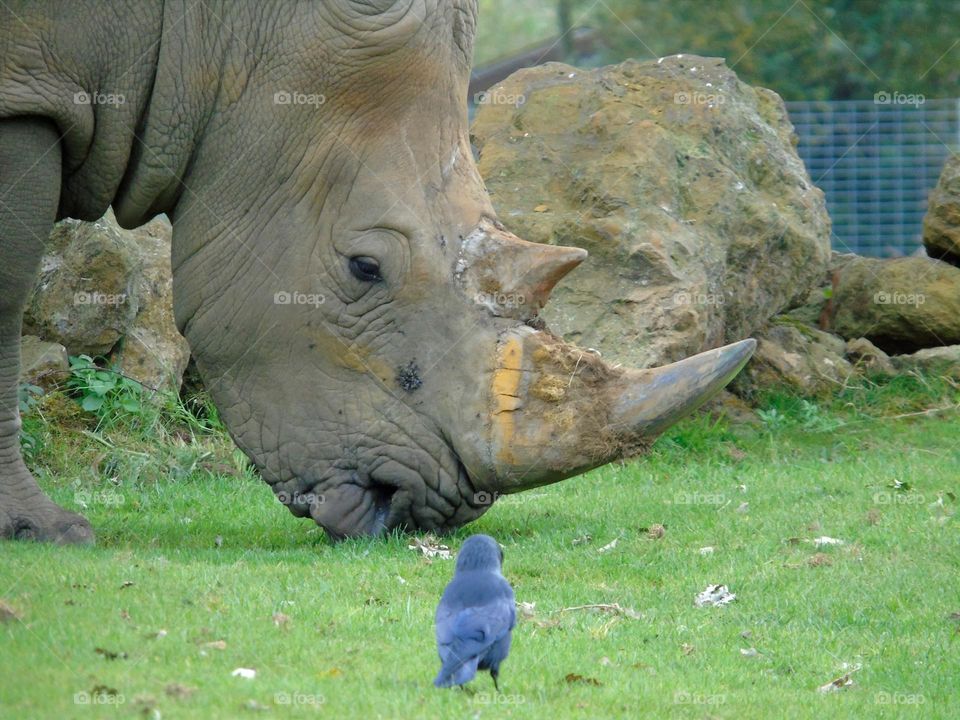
[0,0,754,544]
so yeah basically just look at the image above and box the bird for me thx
[434,534,516,691]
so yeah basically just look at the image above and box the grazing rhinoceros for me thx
[0,0,755,543]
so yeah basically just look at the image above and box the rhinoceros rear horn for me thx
[457,217,586,319]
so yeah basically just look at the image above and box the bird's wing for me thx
[437,597,514,677]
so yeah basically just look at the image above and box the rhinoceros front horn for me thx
[471,328,756,494]
[607,338,757,436]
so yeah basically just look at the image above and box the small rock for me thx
[844,337,896,375]
[891,345,960,378]
[830,255,960,353]
[19,335,68,388]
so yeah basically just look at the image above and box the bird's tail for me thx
[434,657,479,688]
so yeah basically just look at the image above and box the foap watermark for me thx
[473,691,526,705]
[875,691,925,705]
[74,690,125,706]
[873,291,925,306]
[274,291,325,307]
[674,91,725,106]
[474,89,526,107]
[475,291,525,310]
[674,290,725,306]
[274,691,326,707]
[74,291,127,306]
[874,91,925,107]
[273,91,326,107]
[473,490,503,506]
[275,490,325,508]
[74,489,125,508]
[74,90,126,106]
[673,690,726,706]
[872,490,925,505]
[671,490,725,505]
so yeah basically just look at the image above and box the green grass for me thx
[2,373,959,719]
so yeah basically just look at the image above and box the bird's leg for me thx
[491,670,501,693]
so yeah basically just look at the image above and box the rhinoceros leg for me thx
[0,118,94,544]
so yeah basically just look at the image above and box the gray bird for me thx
[434,534,516,691]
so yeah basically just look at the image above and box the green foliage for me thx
[16,383,45,462]
[477,1,959,101]
[474,0,559,64]
[66,354,150,425]
[591,0,960,100]
[655,410,737,454]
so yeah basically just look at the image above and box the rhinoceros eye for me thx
[348,256,382,282]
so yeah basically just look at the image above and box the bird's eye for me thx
[349,256,382,282]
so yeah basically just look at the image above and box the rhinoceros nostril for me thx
[367,480,397,535]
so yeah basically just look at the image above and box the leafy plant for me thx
[66,354,147,421]
[17,382,43,414]
[17,383,45,461]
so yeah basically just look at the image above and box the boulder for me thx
[23,210,190,391]
[829,256,960,353]
[732,322,852,398]
[23,213,140,355]
[472,56,831,369]
[19,335,68,388]
[891,345,960,378]
[923,155,960,267]
[108,215,191,392]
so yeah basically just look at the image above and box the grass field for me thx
[2,373,959,719]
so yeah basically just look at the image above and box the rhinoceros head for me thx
[168,0,754,538]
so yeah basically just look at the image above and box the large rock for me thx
[23,213,140,355]
[108,215,191,392]
[923,155,960,267]
[472,56,831,368]
[830,256,960,353]
[23,210,190,391]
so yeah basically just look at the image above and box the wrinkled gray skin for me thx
[0,1,755,544]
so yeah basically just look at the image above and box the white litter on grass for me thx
[817,663,861,693]
[694,584,736,608]
[231,668,256,680]
[740,647,759,657]
[407,535,452,560]
[812,536,845,548]
[516,601,537,620]
[698,546,715,556]
[597,538,619,554]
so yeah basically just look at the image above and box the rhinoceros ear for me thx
[455,217,586,321]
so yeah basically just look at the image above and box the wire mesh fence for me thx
[785,99,960,257]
